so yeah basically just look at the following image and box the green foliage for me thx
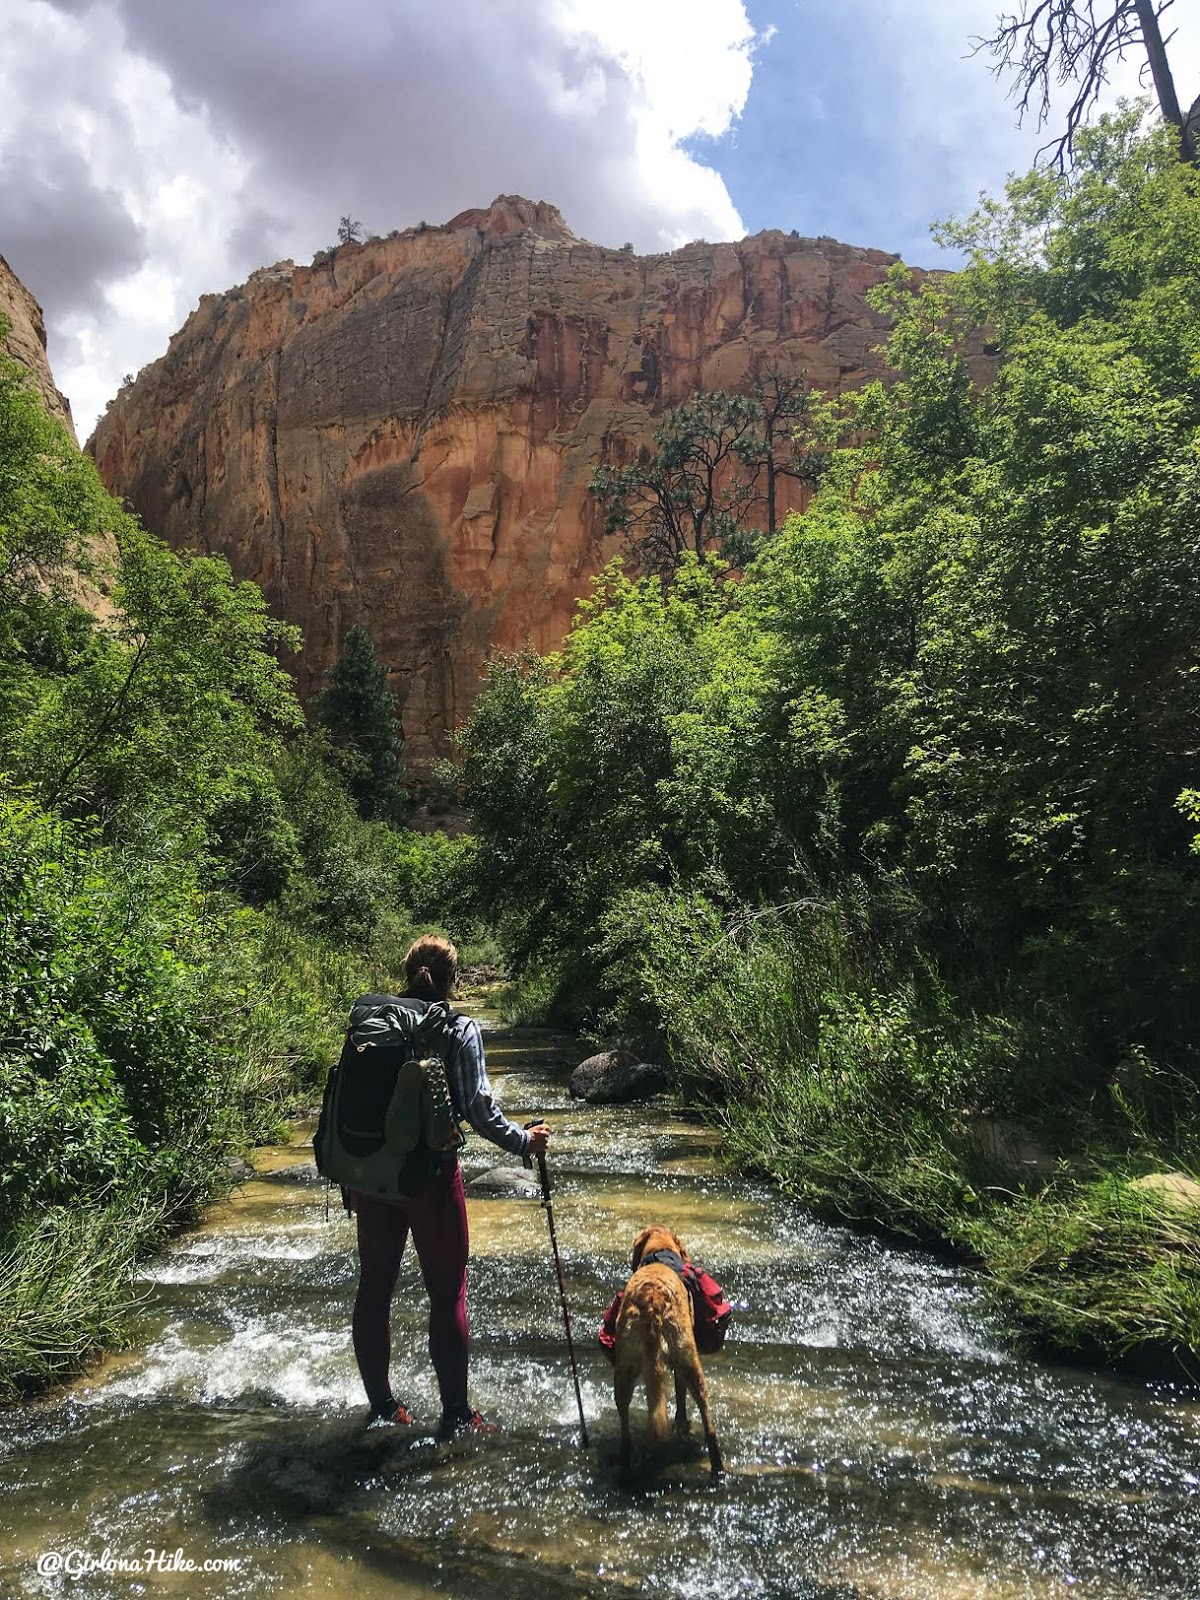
[0,777,421,1391]
[26,528,300,824]
[461,116,1200,1357]
[458,561,761,1014]
[589,377,827,572]
[0,338,111,633]
[206,763,301,904]
[0,339,439,1395]
[0,791,221,1224]
[316,623,406,822]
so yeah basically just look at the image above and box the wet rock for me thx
[467,1166,542,1199]
[252,1452,345,1515]
[569,1051,667,1104]
[257,1161,326,1187]
[226,1156,255,1183]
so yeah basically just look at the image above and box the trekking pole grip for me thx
[522,1121,553,1205]
[521,1117,540,1174]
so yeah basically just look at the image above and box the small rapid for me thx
[2,1017,1198,1599]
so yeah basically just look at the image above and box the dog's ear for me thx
[630,1228,653,1271]
[671,1231,689,1262]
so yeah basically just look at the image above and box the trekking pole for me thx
[524,1125,589,1447]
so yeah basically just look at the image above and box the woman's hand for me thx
[525,1121,551,1157]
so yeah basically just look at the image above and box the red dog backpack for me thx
[598,1261,733,1358]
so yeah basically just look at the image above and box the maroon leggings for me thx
[351,1162,470,1415]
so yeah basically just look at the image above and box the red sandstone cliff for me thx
[90,196,911,764]
[1,253,75,436]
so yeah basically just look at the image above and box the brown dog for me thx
[613,1226,724,1478]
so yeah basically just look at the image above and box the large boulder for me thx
[466,1166,542,1199]
[569,1051,667,1104]
[1129,1171,1200,1213]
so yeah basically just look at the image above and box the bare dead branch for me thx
[973,0,1193,166]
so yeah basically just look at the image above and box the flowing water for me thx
[2,1016,1199,1599]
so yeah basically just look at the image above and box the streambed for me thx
[1,1017,1198,1598]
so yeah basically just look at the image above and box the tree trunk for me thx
[1132,0,1194,161]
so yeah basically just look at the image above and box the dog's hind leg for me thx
[674,1368,690,1435]
[615,1364,636,1479]
[685,1363,724,1477]
[645,1350,668,1444]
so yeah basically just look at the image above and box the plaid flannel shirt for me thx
[445,1016,529,1158]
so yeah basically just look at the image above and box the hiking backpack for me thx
[314,994,465,1199]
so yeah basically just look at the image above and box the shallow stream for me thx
[2,1017,1199,1598]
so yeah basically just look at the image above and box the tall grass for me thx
[967,1174,1200,1362]
[611,886,1200,1363]
[0,1198,162,1402]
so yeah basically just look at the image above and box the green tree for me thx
[750,367,825,535]
[472,113,1200,1076]
[337,215,364,245]
[590,382,828,572]
[590,392,764,574]
[316,624,406,822]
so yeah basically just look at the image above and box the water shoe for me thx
[368,1399,414,1427]
[439,1407,495,1438]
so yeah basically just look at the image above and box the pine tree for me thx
[316,625,406,821]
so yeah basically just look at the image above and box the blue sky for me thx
[694,0,1199,264]
[694,0,1046,262]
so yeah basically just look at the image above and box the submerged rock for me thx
[257,1161,326,1187]
[467,1166,542,1199]
[569,1051,667,1104]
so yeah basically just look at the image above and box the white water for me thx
[2,1020,1198,1598]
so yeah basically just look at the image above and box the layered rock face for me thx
[1,253,75,436]
[90,196,908,764]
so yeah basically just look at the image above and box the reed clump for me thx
[0,1200,159,1402]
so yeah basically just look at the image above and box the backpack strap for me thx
[638,1248,687,1278]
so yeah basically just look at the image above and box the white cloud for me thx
[550,0,756,243]
[2,0,760,436]
[6,0,1198,438]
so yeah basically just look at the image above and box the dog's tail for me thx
[644,1303,669,1443]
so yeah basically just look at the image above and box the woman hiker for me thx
[351,934,551,1435]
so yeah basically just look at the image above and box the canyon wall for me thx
[1,253,75,436]
[90,196,911,764]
